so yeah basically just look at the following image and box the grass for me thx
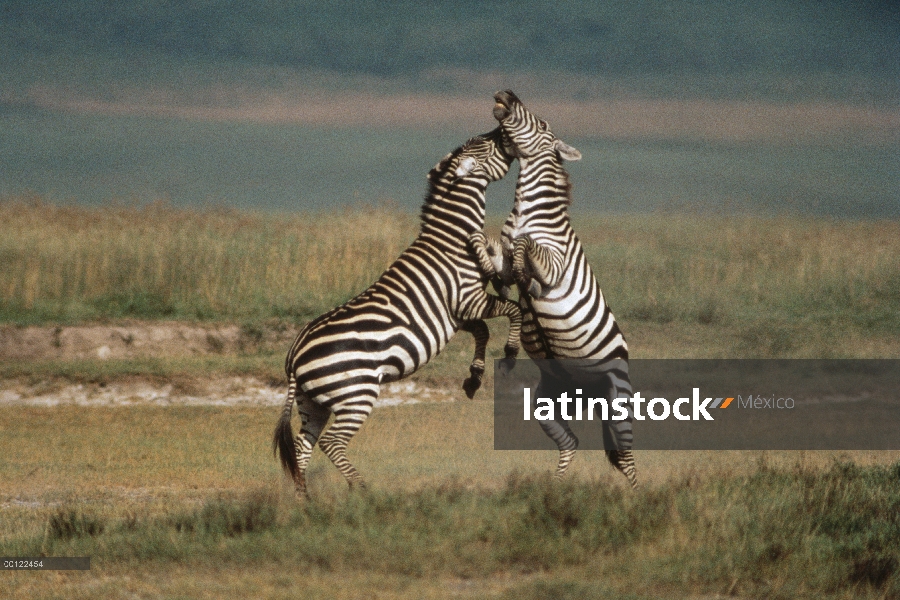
[2,198,899,361]
[0,197,418,324]
[13,468,900,596]
[1,403,899,599]
[576,213,900,350]
[2,198,900,597]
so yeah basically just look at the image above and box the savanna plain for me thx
[2,199,900,599]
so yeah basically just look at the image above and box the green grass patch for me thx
[3,465,899,599]
[3,404,900,598]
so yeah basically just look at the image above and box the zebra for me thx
[274,127,522,497]
[469,90,637,488]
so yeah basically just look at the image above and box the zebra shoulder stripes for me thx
[470,90,637,488]
[274,127,522,497]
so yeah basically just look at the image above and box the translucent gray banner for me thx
[494,359,900,450]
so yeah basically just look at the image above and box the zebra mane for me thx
[558,168,574,207]
[529,154,574,208]
[418,144,483,230]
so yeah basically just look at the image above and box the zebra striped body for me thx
[274,128,522,497]
[471,91,636,487]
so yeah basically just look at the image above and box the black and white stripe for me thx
[471,91,636,487]
[274,128,522,497]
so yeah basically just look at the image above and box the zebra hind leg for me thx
[601,419,637,488]
[603,375,637,489]
[317,401,374,490]
[460,320,489,399]
[293,395,331,499]
[534,377,579,478]
[548,420,578,479]
[607,450,637,489]
[556,447,577,479]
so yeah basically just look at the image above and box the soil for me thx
[0,323,458,407]
[0,322,296,362]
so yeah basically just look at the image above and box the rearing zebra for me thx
[274,127,522,497]
[470,91,637,488]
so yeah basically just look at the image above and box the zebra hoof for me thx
[498,357,516,376]
[527,278,545,298]
[493,282,511,300]
[462,376,481,399]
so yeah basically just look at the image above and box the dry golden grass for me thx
[3,402,898,528]
[0,197,418,323]
[3,198,899,361]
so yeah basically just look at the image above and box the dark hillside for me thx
[3,1,897,85]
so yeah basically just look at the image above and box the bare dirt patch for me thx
[0,322,296,362]
[0,376,457,407]
[0,323,461,407]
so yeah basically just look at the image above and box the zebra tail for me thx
[273,373,299,480]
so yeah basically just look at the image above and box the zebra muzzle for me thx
[492,90,516,120]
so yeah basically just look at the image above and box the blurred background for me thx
[1,0,898,218]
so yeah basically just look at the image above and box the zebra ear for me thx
[455,157,478,177]
[554,140,582,162]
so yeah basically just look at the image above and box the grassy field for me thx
[0,198,418,325]
[1,404,899,599]
[2,198,899,361]
[2,198,900,598]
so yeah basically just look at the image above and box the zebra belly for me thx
[291,323,454,401]
[520,309,551,358]
[523,286,625,355]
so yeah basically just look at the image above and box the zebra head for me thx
[450,126,515,183]
[427,127,513,192]
[420,126,515,235]
[492,90,581,163]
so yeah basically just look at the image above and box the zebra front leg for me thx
[512,236,564,299]
[480,294,522,375]
[460,320,489,399]
[468,230,497,278]
[468,230,512,299]
[317,399,375,490]
[512,235,537,295]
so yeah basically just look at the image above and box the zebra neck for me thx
[419,177,488,240]
[516,159,573,207]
